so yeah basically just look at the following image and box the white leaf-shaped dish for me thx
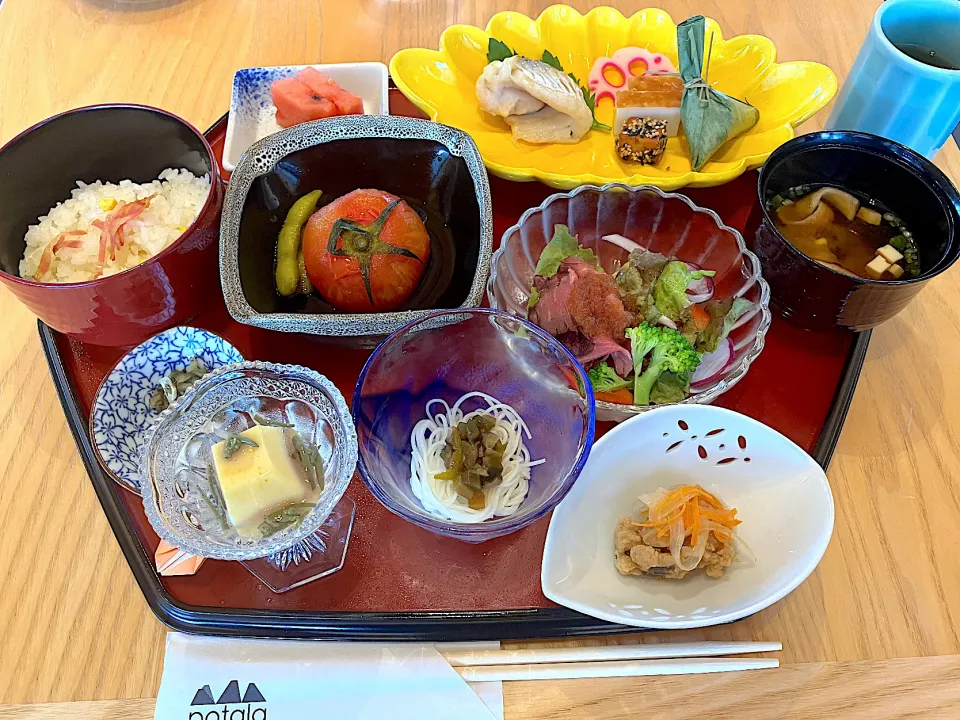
[541,405,833,629]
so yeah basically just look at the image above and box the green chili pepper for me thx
[276,189,323,297]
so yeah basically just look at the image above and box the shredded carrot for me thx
[632,484,739,546]
[561,367,581,394]
[595,388,634,404]
[690,304,711,331]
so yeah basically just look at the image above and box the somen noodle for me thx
[409,392,544,522]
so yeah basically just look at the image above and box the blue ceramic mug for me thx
[826,0,960,159]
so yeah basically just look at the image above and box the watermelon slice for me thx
[296,68,364,115]
[270,76,338,128]
[270,70,366,128]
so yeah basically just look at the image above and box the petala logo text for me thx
[188,680,267,720]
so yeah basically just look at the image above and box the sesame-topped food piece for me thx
[615,117,668,165]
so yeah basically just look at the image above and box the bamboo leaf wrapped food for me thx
[677,16,759,171]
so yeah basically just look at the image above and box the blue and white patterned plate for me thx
[90,327,244,494]
[222,62,389,172]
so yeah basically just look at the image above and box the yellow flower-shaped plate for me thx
[390,6,837,190]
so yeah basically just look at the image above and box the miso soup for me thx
[769,185,920,280]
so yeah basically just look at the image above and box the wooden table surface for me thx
[1,0,959,718]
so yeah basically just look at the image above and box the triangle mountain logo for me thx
[215,681,242,705]
[188,681,267,719]
[241,683,266,703]
[190,685,215,706]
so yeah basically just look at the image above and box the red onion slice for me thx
[601,233,643,253]
[691,338,734,390]
[685,262,715,303]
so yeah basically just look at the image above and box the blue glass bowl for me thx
[352,308,596,543]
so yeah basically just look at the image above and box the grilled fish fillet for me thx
[476,56,593,144]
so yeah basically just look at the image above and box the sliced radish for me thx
[691,338,734,389]
[685,261,715,303]
[601,233,643,253]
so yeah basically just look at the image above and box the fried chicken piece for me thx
[629,543,688,579]
[616,551,644,576]
[614,517,736,580]
[615,517,644,554]
[701,542,735,579]
[615,518,687,578]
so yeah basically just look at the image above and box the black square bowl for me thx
[219,115,493,347]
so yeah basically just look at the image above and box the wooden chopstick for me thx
[437,641,782,667]
[454,657,779,682]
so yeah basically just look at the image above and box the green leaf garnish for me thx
[487,38,516,63]
[292,434,325,491]
[258,502,316,537]
[541,49,563,71]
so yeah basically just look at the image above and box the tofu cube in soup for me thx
[865,255,891,279]
[876,244,904,264]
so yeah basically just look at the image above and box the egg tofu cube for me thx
[876,244,904,264]
[211,425,307,531]
[865,255,891,279]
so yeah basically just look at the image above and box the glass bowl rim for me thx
[351,307,597,538]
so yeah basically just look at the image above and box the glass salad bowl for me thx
[352,308,595,543]
[487,183,772,423]
[140,361,358,560]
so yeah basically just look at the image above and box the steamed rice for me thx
[20,168,211,283]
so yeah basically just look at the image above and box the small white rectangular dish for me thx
[222,62,390,171]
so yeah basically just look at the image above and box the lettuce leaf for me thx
[588,362,631,393]
[697,297,754,353]
[533,225,598,278]
[527,287,540,310]
[653,261,716,321]
[650,370,691,404]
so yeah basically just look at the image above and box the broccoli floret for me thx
[630,325,701,405]
[625,323,662,374]
[588,362,631,393]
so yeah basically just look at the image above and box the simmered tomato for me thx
[302,189,431,312]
